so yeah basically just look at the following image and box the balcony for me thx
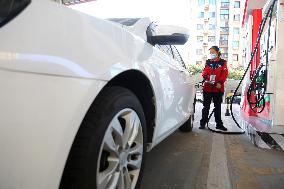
[219,40,228,47]
[204,18,209,22]
[220,27,229,34]
[220,14,229,20]
[221,2,230,9]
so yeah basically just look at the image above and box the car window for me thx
[155,45,187,69]
[155,45,174,59]
[0,0,30,27]
[170,45,187,69]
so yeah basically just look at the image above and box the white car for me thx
[0,1,196,189]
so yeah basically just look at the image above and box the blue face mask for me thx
[210,53,217,59]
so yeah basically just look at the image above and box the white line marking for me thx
[270,134,284,150]
[207,134,231,189]
[257,137,271,149]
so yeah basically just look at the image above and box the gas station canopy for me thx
[246,0,267,11]
[243,0,276,24]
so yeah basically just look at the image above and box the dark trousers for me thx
[200,92,224,127]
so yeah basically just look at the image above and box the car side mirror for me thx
[149,33,189,45]
[148,25,189,45]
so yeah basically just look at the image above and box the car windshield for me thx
[107,18,140,26]
[0,0,30,27]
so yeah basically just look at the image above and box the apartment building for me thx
[188,0,245,68]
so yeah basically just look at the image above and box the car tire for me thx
[60,86,147,189]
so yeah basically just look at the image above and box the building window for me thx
[220,14,229,20]
[208,36,215,42]
[196,49,203,55]
[198,0,205,6]
[232,41,239,49]
[234,1,240,8]
[220,9,229,20]
[220,34,228,41]
[233,27,240,34]
[220,9,229,14]
[234,14,241,21]
[220,27,229,33]
[209,12,216,18]
[197,24,203,30]
[221,2,230,8]
[220,47,228,53]
[209,24,215,30]
[233,54,239,61]
[198,12,205,18]
[197,36,203,42]
[209,0,216,5]
[222,53,228,59]
[220,40,228,46]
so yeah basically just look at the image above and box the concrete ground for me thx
[140,102,284,189]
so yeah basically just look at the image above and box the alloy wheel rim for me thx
[97,108,143,189]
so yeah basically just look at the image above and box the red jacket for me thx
[202,58,228,93]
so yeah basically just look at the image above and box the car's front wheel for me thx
[60,86,147,189]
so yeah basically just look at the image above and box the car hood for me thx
[0,0,147,80]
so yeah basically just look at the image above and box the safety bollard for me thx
[225,97,231,116]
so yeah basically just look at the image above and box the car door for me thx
[171,45,195,118]
[151,44,194,143]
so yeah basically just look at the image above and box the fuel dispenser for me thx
[242,0,284,134]
[234,0,284,149]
